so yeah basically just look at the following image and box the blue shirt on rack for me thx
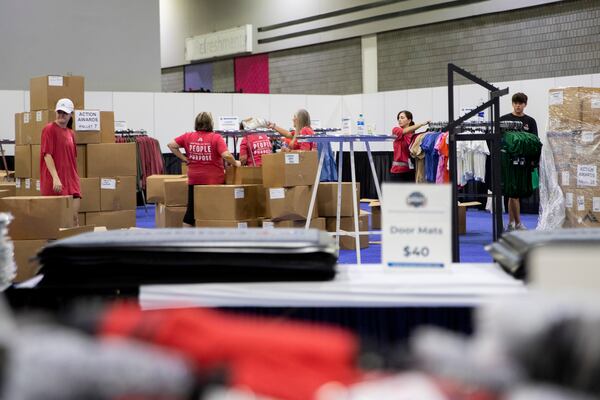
[421,132,441,183]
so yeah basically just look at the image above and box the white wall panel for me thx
[520,77,555,137]
[194,93,233,123]
[457,84,491,121]
[555,74,593,88]
[306,95,342,130]
[84,91,114,111]
[232,94,270,123]
[112,91,155,138]
[496,80,523,116]
[0,90,24,155]
[592,74,600,88]
[23,91,30,112]
[405,87,433,125]
[154,93,195,152]
[268,94,307,130]
[431,86,451,123]
[382,90,407,134]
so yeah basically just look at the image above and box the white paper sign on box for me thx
[75,110,101,131]
[382,183,452,269]
[101,178,117,190]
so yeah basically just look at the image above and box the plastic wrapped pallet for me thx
[540,87,600,229]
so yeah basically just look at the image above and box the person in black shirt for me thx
[500,92,538,231]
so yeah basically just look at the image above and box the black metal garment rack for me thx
[446,64,510,262]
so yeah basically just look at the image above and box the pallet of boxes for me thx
[7,75,137,282]
[547,87,600,227]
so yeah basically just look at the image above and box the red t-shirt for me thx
[240,133,272,166]
[40,122,81,197]
[289,127,316,151]
[175,131,228,185]
[390,126,413,174]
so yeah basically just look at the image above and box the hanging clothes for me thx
[501,130,542,198]
[115,134,165,190]
[409,133,427,183]
[317,142,338,182]
[420,131,441,183]
[435,131,450,184]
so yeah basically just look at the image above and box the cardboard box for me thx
[317,182,361,217]
[15,145,32,178]
[261,151,318,188]
[326,213,369,249]
[57,225,94,239]
[155,203,186,228]
[78,212,86,226]
[146,174,187,203]
[15,178,40,196]
[194,185,257,220]
[77,144,87,177]
[30,75,84,111]
[73,111,115,144]
[458,201,482,235]
[100,176,137,211]
[265,186,318,221]
[370,201,381,230]
[0,182,16,197]
[15,113,23,145]
[562,188,600,228]
[0,196,74,239]
[19,110,53,145]
[262,217,326,230]
[13,239,47,282]
[164,178,188,206]
[195,219,259,228]
[31,145,41,179]
[79,177,101,212]
[85,210,136,230]
[548,87,582,131]
[181,163,188,175]
[580,87,600,127]
[226,166,262,185]
[87,143,137,177]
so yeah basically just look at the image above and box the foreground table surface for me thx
[140,263,526,309]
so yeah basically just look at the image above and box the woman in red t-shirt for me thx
[167,112,241,227]
[40,98,81,225]
[267,109,316,152]
[390,110,429,182]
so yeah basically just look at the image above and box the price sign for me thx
[382,183,452,268]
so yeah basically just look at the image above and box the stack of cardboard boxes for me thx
[13,75,138,230]
[7,75,139,281]
[148,174,187,227]
[547,87,600,227]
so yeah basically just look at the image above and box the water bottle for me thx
[356,114,365,135]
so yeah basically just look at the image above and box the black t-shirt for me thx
[500,113,538,136]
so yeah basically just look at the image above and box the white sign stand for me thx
[382,183,452,268]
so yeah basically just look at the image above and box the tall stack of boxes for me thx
[8,75,138,280]
[547,87,600,227]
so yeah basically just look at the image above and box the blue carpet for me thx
[134,204,538,264]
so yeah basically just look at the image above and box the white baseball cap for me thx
[55,98,74,114]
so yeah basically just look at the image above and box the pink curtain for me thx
[234,53,269,94]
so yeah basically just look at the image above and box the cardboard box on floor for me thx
[87,143,137,177]
[15,145,32,178]
[195,219,259,228]
[0,196,74,239]
[0,182,16,197]
[225,166,262,185]
[262,217,326,230]
[74,111,115,144]
[265,185,318,221]
[79,177,101,212]
[15,178,40,196]
[31,145,41,179]
[13,239,47,282]
[194,185,257,220]
[30,75,84,111]
[317,182,361,217]
[146,175,186,203]
[261,151,318,188]
[458,201,482,235]
[164,178,188,206]
[326,213,369,250]
[100,176,137,211]
[155,203,186,228]
[370,201,381,230]
[85,210,136,230]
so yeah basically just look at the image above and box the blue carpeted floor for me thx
[135,204,538,264]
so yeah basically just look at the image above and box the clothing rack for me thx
[115,129,148,136]
[0,139,14,180]
[446,63,510,262]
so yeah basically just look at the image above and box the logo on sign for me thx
[406,192,427,208]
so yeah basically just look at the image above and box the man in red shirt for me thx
[167,112,240,227]
[40,98,81,225]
